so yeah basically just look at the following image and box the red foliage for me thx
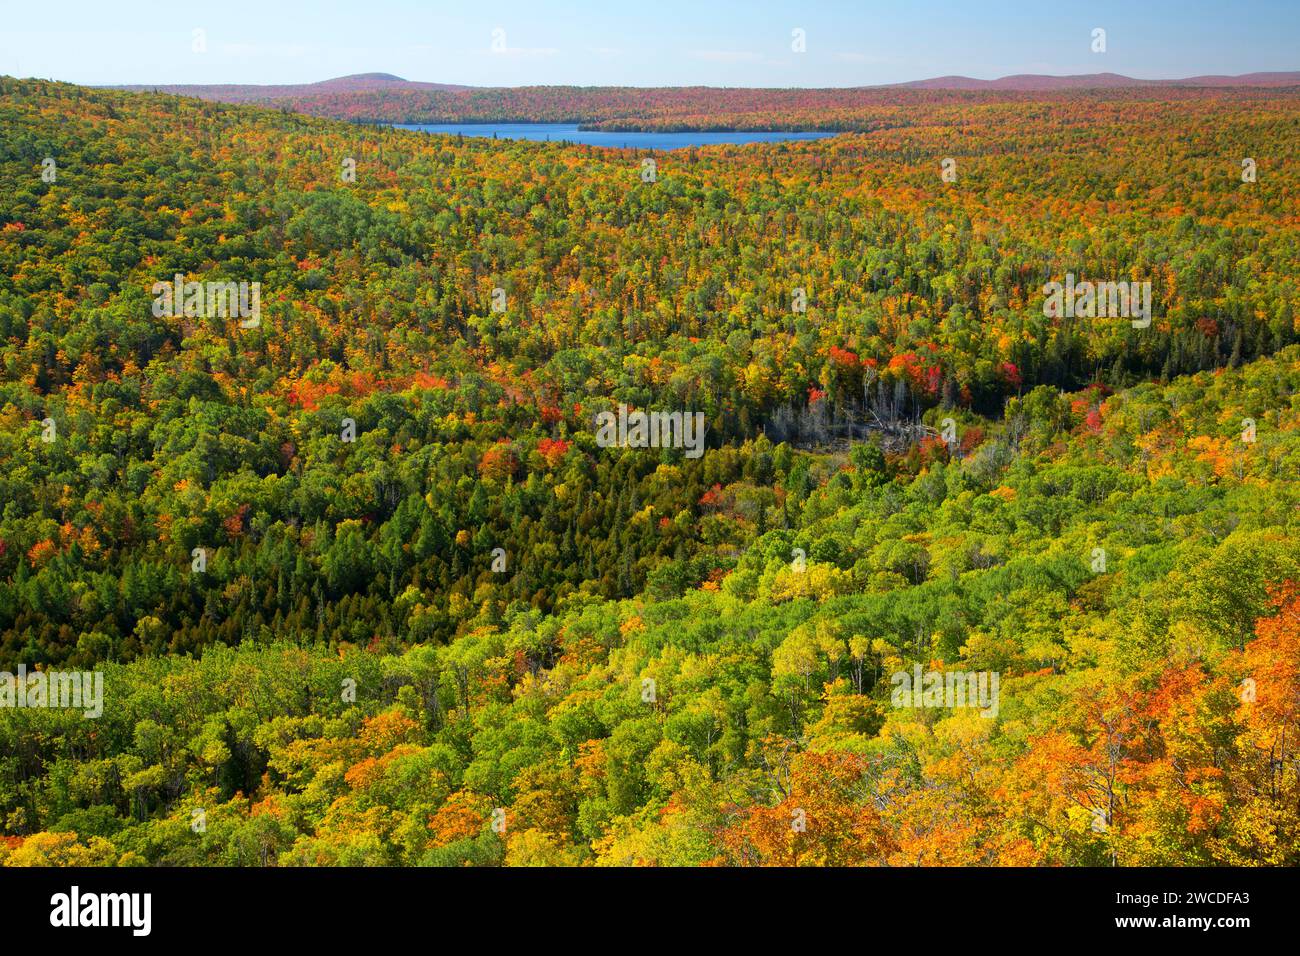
[917,434,949,464]
[478,442,520,481]
[828,345,860,369]
[958,426,986,455]
[536,437,570,468]
[287,380,341,411]
[410,371,449,390]
[887,351,942,397]
[698,483,724,507]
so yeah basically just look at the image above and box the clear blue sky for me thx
[3,0,1298,87]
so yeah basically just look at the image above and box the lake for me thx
[395,122,836,150]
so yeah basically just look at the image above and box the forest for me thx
[128,77,1300,132]
[0,76,1298,865]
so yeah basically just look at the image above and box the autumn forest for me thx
[1,67,1299,871]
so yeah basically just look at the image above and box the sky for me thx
[2,0,1298,88]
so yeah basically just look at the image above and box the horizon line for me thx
[7,68,1292,92]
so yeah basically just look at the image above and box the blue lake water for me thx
[395,123,836,150]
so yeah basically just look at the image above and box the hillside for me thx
[0,77,1298,865]
[114,72,472,102]
[901,70,1300,90]
[104,71,1300,128]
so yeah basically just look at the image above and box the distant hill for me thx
[112,70,1300,103]
[114,73,473,102]
[104,70,1300,128]
[901,71,1300,90]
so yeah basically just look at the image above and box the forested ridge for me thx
[1,77,1298,865]
[125,78,1300,132]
